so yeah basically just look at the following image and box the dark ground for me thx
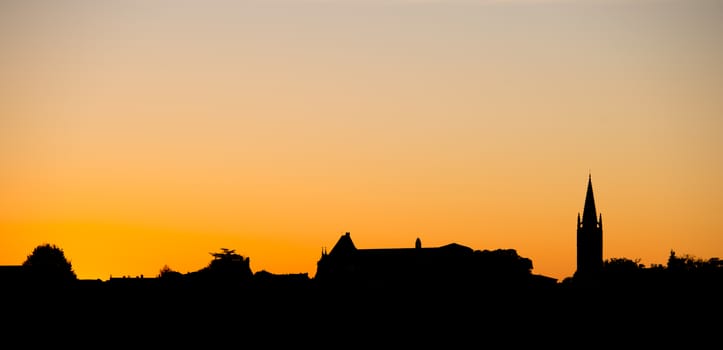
[3,282,719,347]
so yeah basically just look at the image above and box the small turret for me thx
[598,213,603,229]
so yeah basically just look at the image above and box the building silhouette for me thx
[315,231,557,290]
[315,232,473,287]
[576,174,603,278]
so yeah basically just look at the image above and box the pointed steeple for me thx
[582,174,598,226]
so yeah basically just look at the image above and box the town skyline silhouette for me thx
[3,174,721,347]
[3,174,720,284]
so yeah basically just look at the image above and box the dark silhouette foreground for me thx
[3,249,720,347]
[3,176,718,344]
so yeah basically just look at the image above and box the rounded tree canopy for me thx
[22,243,77,282]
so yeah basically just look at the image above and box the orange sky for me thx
[2,0,722,281]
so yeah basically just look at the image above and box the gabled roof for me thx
[328,232,357,257]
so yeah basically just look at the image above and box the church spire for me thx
[582,174,598,226]
[576,173,603,279]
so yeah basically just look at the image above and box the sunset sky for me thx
[1,0,722,281]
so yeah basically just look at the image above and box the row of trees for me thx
[561,250,723,289]
[19,243,254,286]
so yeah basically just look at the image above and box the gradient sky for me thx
[1,0,722,281]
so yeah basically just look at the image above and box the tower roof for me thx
[582,174,598,224]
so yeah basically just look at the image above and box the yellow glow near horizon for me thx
[2,0,722,281]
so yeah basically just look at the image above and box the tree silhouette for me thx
[206,248,252,278]
[604,257,644,271]
[157,264,183,279]
[667,250,708,271]
[22,243,77,284]
[210,247,238,260]
[186,248,253,287]
[665,250,723,289]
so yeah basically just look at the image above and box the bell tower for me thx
[576,174,603,278]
